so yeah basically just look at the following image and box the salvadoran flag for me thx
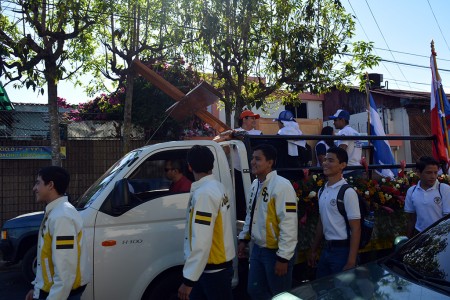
[369,93,397,178]
[430,54,450,163]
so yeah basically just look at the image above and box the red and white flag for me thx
[430,53,450,164]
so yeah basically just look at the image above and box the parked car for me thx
[0,211,42,283]
[273,214,450,299]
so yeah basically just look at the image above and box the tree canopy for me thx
[0,0,98,165]
[183,0,379,125]
[1,0,380,145]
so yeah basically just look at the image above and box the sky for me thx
[3,0,450,104]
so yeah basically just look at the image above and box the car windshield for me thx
[73,150,141,209]
[391,215,450,284]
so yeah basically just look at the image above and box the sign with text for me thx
[0,146,66,160]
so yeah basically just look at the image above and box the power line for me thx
[346,0,401,89]
[364,0,412,89]
[426,0,450,54]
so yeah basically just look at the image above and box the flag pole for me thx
[431,41,450,159]
[365,72,371,136]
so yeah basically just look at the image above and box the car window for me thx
[128,159,171,194]
[397,216,450,282]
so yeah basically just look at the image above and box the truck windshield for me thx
[74,150,142,209]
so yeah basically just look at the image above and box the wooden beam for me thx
[132,58,230,133]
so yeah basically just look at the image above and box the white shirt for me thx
[319,178,360,240]
[404,180,450,232]
[336,125,362,170]
[235,127,262,135]
[233,127,261,170]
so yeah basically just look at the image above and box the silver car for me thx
[274,214,450,299]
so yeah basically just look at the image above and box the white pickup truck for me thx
[2,138,266,299]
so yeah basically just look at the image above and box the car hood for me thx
[2,211,44,229]
[275,262,449,300]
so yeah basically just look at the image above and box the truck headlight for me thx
[1,230,7,240]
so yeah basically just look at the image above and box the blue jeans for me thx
[189,265,233,300]
[316,245,350,279]
[247,244,295,300]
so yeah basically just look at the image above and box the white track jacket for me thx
[183,174,236,286]
[239,171,298,261]
[33,196,91,300]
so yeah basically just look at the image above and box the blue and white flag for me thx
[369,93,398,178]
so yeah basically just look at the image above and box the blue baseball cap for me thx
[329,109,350,121]
[273,110,294,121]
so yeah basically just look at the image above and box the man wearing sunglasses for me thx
[164,159,192,193]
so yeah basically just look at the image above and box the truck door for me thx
[91,144,226,300]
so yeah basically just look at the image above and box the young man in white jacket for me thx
[178,145,235,300]
[238,144,298,299]
[26,166,91,300]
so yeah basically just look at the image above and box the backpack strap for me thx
[336,184,352,240]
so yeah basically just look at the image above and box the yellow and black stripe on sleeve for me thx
[194,211,212,226]
[56,236,75,249]
[285,202,297,213]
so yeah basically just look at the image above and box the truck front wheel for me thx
[22,245,37,283]
[143,270,182,300]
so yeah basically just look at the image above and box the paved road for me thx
[0,261,31,300]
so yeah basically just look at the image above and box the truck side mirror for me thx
[111,179,131,213]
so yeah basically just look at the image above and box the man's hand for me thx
[238,241,247,258]
[274,261,288,276]
[25,289,34,300]
[307,250,317,268]
[342,261,356,271]
[178,283,193,300]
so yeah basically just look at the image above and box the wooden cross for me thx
[132,58,230,133]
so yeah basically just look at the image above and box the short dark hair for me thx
[321,126,334,135]
[37,166,70,195]
[416,156,440,172]
[327,147,348,164]
[187,145,214,173]
[252,144,277,167]
[321,126,335,147]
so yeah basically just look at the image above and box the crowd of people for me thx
[25,108,449,300]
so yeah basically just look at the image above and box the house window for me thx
[285,103,307,118]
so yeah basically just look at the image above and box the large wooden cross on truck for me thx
[131,58,231,134]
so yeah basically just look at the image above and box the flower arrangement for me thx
[181,116,217,139]
[292,170,450,251]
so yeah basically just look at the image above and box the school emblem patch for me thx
[434,197,442,205]
[330,199,337,206]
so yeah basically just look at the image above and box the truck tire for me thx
[22,245,37,283]
[143,270,182,300]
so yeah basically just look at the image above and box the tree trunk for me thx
[122,68,135,154]
[46,66,61,166]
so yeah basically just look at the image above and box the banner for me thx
[0,146,66,160]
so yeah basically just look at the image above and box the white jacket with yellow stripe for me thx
[183,174,236,286]
[33,196,91,300]
[238,171,298,261]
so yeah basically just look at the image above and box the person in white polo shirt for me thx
[235,110,263,135]
[308,147,361,279]
[329,109,363,178]
[405,156,450,238]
